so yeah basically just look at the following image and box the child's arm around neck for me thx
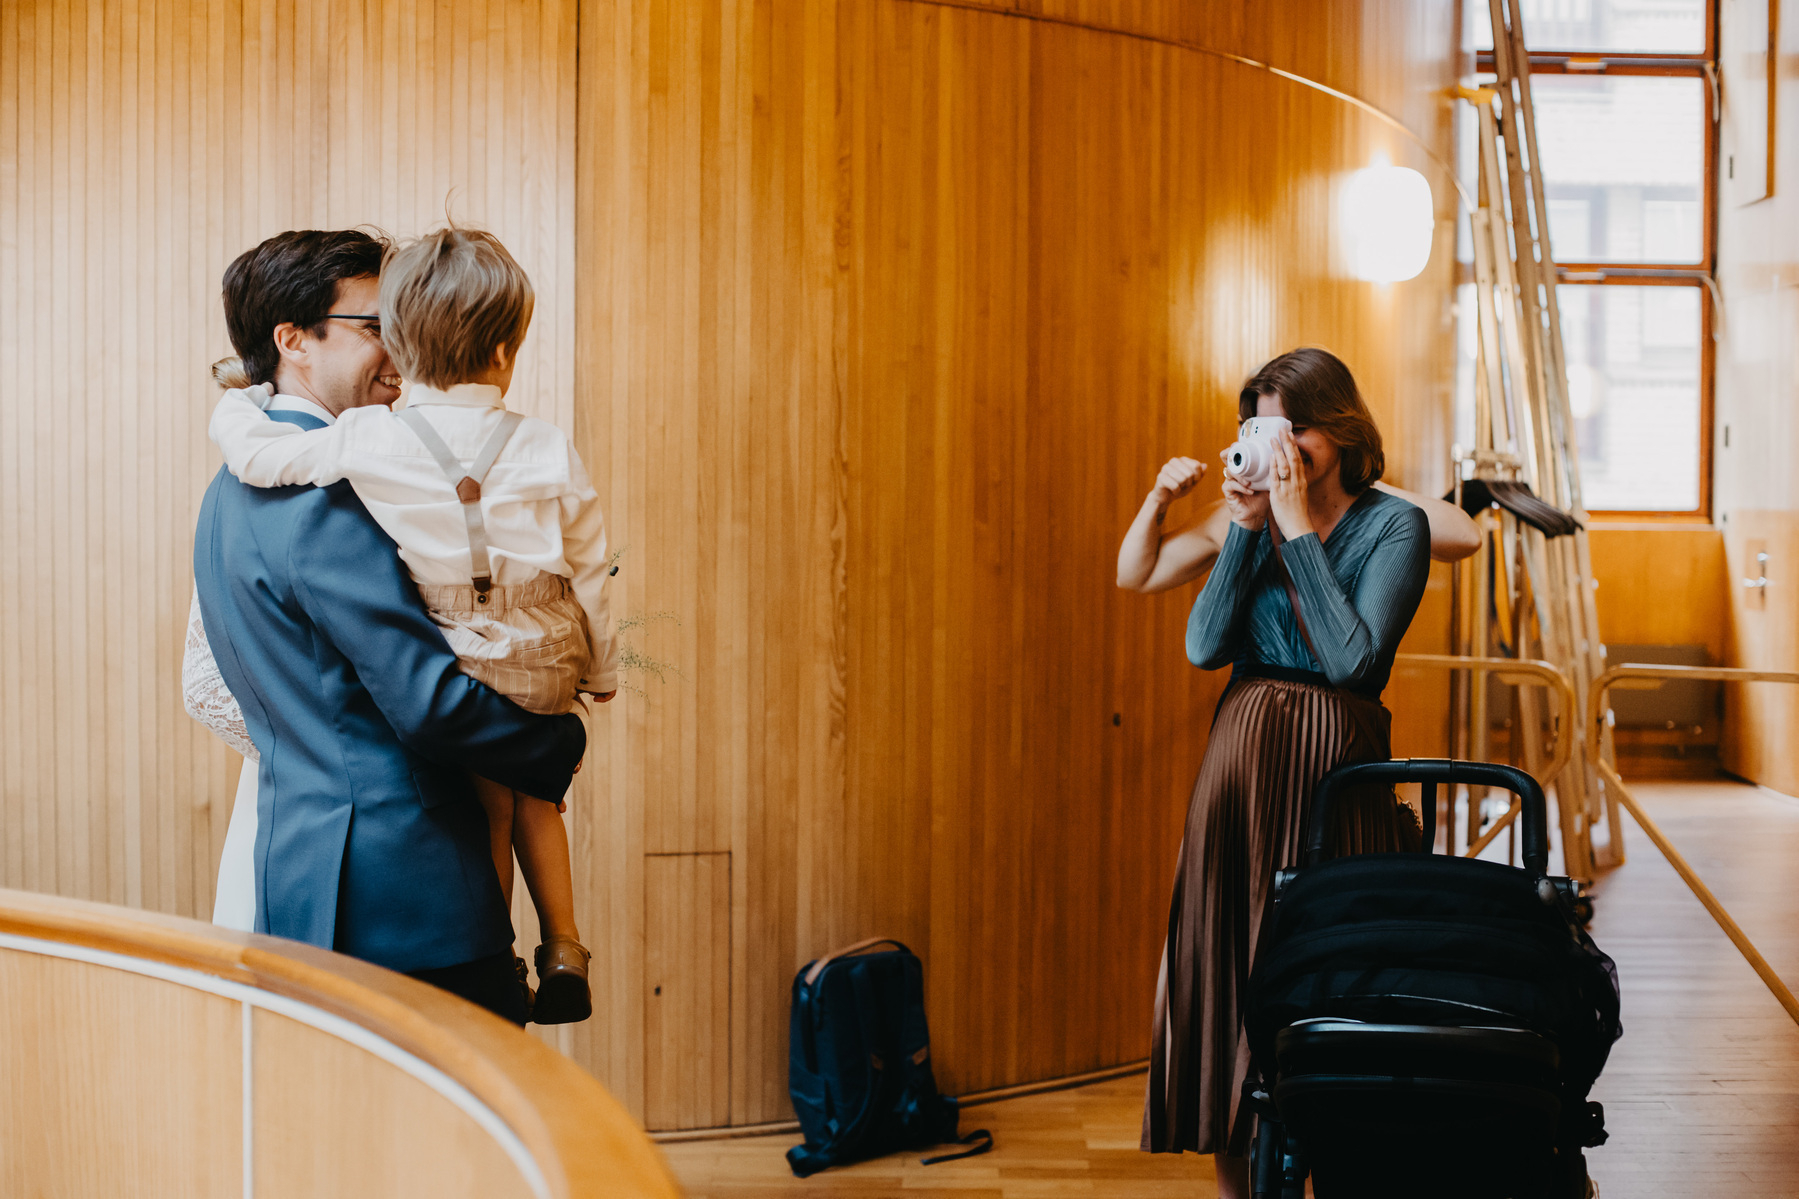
[210,384,357,488]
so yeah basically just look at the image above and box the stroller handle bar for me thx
[1305,758,1549,875]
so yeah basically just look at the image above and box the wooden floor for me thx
[661,780,1799,1198]
[661,1072,1213,1198]
[1584,780,1799,1196]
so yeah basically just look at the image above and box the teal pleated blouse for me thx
[1185,488,1431,697]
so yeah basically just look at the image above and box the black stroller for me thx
[1244,760,1621,1199]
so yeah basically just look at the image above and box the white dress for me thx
[182,590,259,931]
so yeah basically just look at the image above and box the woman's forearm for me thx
[1120,500,1227,594]
[1117,492,1172,590]
[1184,522,1258,669]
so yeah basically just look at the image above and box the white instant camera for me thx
[1222,416,1294,492]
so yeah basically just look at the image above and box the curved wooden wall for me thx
[0,0,579,917]
[0,0,1461,1137]
[0,888,677,1198]
[573,0,1462,1127]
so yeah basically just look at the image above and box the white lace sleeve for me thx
[183,589,259,761]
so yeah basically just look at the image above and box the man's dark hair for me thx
[221,229,389,387]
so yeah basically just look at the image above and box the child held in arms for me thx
[210,227,615,1024]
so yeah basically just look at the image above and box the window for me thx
[1560,283,1705,510]
[1459,0,1715,516]
[1466,0,1709,54]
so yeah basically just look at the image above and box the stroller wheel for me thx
[1545,1142,1596,1199]
[1248,1114,1308,1199]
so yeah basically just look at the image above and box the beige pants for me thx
[418,573,590,716]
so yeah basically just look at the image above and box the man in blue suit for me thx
[193,230,585,1023]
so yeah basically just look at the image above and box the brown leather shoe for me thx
[531,936,592,1024]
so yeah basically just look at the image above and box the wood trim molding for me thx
[893,0,1471,210]
[0,888,678,1199]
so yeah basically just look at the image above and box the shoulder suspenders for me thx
[399,406,526,598]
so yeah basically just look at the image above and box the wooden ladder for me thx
[1449,0,1624,881]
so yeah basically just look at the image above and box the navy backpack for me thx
[786,938,993,1177]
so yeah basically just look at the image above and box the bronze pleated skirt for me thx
[1141,674,1417,1157]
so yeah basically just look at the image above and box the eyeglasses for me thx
[324,313,383,338]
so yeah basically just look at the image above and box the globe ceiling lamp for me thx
[1340,162,1436,284]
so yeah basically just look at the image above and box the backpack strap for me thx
[399,407,525,596]
[803,937,909,987]
[922,1129,994,1166]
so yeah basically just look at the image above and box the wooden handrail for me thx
[1587,663,1799,750]
[1393,654,1576,857]
[1592,761,1799,1027]
[0,888,679,1199]
[1586,665,1799,1028]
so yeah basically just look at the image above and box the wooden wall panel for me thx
[571,0,845,1125]
[0,0,578,923]
[253,1010,532,1198]
[576,0,1459,1122]
[0,950,242,1197]
[1588,525,1729,661]
[836,3,1457,1093]
[5,0,1460,1132]
[643,853,733,1130]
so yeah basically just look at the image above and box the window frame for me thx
[1475,3,1718,521]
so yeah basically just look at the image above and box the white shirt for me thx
[209,383,618,692]
[268,393,338,426]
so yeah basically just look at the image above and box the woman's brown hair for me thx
[1237,347,1384,492]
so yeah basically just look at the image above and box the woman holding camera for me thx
[1119,348,1477,1196]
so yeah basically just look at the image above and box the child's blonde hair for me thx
[380,227,534,389]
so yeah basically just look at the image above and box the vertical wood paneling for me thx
[7,0,1459,1133]
[0,950,242,1197]
[573,0,846,1125]
[0,0,579,919]
[575,0,1459,1124]
[827,2,1458,1095]
[1588,526,1728,659]
[643,852,733,1130]
[253,1009,532,1197]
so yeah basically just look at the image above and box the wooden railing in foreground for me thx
[0,888,680,1199]
[1393,654,1576,859]
[1587,665,1799,1027]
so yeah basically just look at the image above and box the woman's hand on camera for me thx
[1150,457,1206,507]
[1268,430,1314,540]
[1219,452,1270,532]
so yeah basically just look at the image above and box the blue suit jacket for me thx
[192,410,586,973]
